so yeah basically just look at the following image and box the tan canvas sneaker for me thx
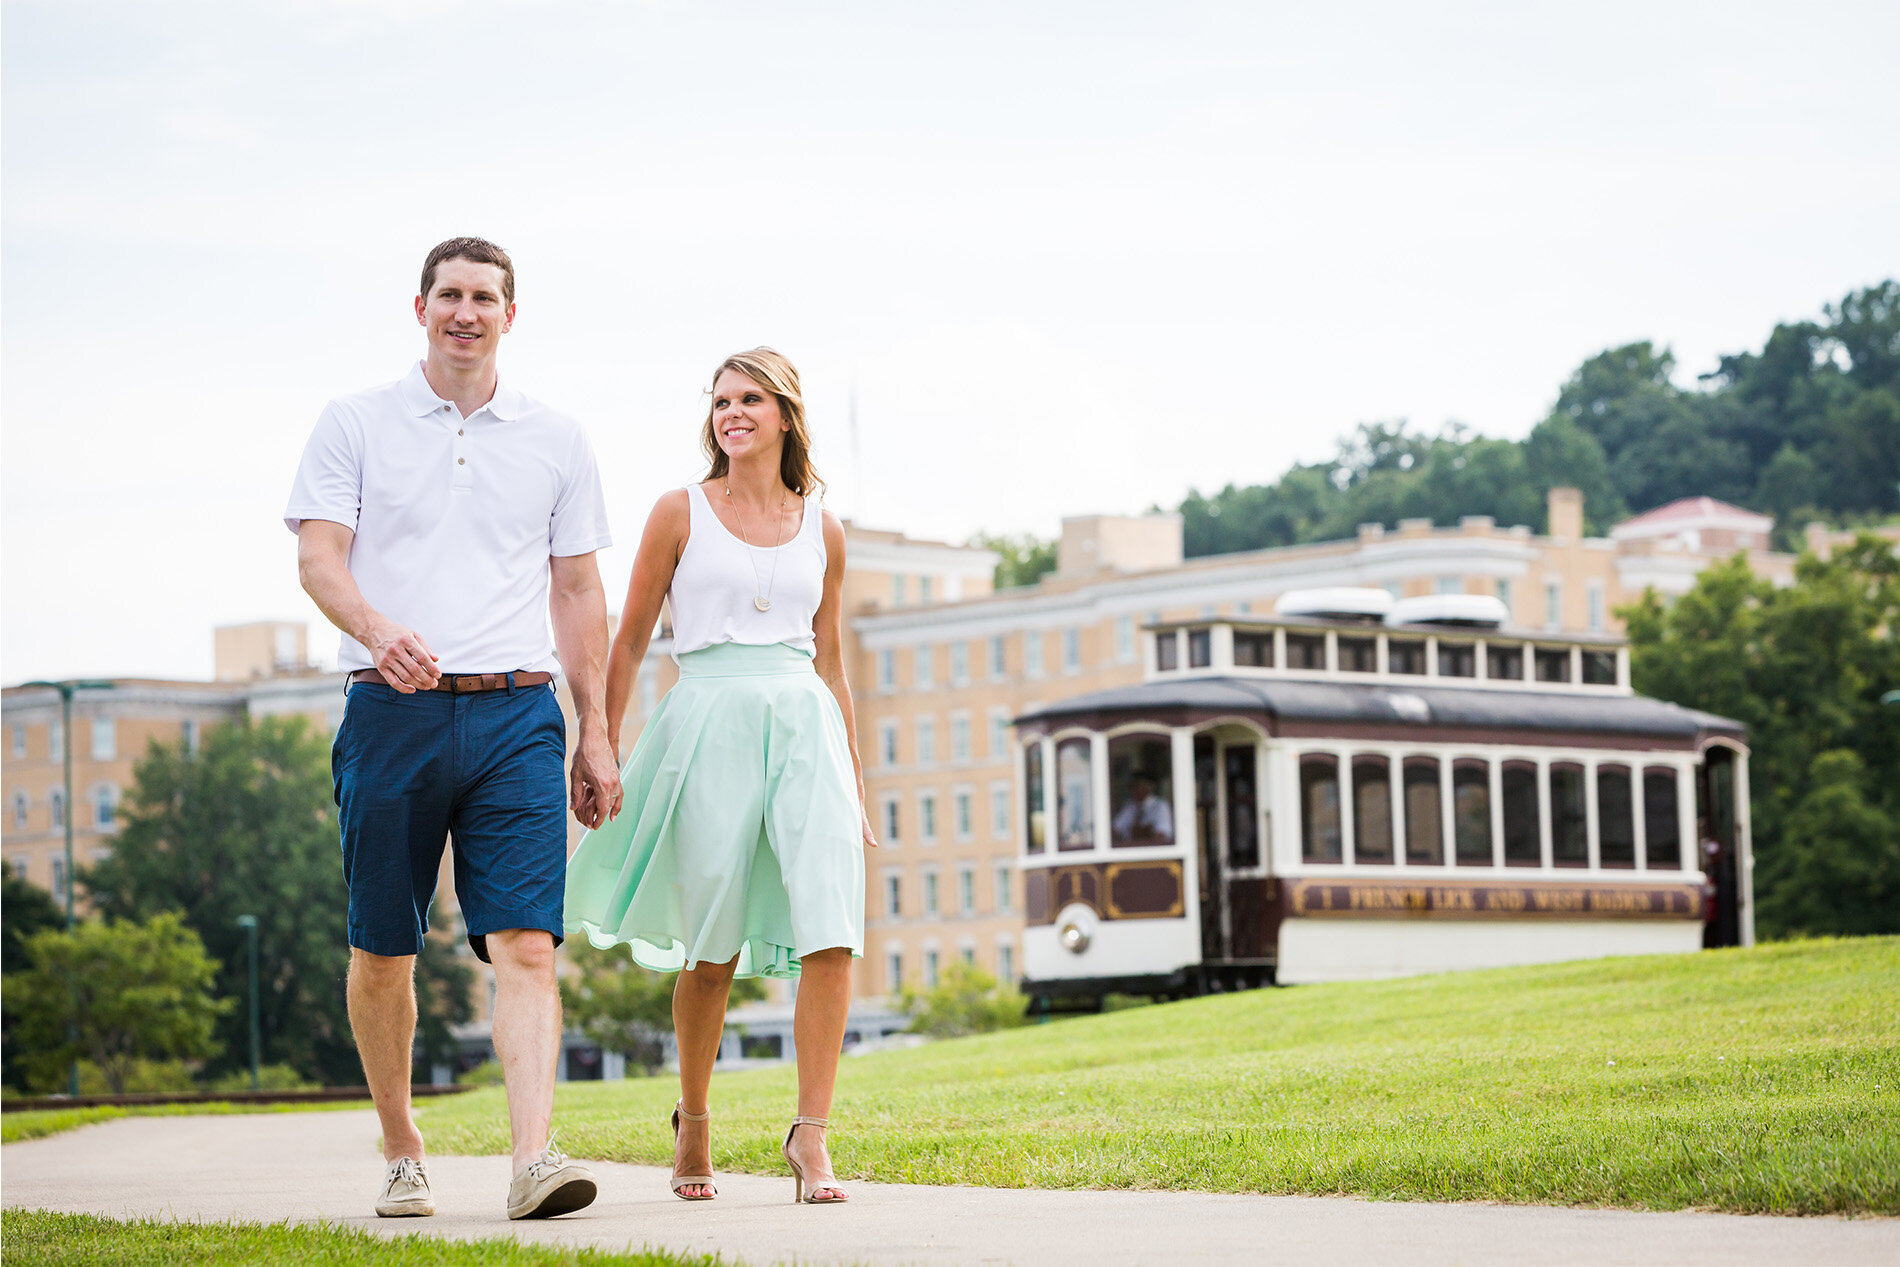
[375,1156,434,1217]
[506,1138,598,1220]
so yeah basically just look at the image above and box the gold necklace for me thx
[725,480,788,612]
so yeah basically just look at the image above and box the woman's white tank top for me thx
[669,483,826,659]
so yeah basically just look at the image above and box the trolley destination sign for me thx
[1285,877,1703,920]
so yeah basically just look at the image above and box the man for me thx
[286,237,621,1220]
[1112,773,1173,844]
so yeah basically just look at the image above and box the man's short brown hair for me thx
[420,237,515,305]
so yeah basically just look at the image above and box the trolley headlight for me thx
[1055,903,1098,956]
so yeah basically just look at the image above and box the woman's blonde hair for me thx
[700,347,823,497]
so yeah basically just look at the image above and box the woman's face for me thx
[711,368,788,464]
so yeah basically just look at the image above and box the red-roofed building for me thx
[1609,497,1774,553]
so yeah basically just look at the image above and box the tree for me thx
[1623,536,1900,938]
[82,715,466,1086]
[973,532,1059,589]
[558,941,765,1075]
[2,873,66,1090]
[5,913,229,1094]
[902,962,1028,1038]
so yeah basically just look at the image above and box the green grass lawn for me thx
[421,936,1900,1215]
[0,1210,732,1266]
[1,1099,372,1145]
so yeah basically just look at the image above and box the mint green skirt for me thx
[564,642,865,979]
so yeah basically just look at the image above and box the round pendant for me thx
[754,596,772,612]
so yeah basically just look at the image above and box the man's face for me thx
[414,258,514,369]
[1132,778,1154,802]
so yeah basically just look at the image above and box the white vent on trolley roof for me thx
[1274,587,1393,622]
[1387,594,1509,629]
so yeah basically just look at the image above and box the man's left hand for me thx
[569,732,622,829]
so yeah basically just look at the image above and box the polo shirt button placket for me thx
[450,407,473,492]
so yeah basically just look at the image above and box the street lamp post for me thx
[23,678,114,1098]
[235,915,261,1092]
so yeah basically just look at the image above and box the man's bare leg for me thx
[788,946,853,1198]
[347,948,425,1162]
[671,955,739,1197]
[487,928,562,1171]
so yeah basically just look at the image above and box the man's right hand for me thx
[366,623,441,692]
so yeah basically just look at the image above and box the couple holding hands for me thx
[286,237,871,1220]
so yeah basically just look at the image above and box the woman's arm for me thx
[604,490,690,759]
[812,510,876,848]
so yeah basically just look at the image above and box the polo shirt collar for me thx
[398,361,523,421]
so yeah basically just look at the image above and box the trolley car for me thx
[1015,590,1751,1007]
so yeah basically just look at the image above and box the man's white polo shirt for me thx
[285,362,612,675]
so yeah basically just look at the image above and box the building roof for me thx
[1612,497,1772,534]
[1017,676,1745,749]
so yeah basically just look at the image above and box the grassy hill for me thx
[423,937,1900,1215]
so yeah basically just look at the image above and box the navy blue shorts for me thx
[332,678,567,963]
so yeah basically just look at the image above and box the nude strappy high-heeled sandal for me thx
[781,1116,849,1204]
[670,1100,716,1200]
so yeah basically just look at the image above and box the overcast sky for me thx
[5,0,1897,682]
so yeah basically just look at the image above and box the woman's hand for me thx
[860,803,879,849]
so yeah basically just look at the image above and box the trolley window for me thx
[1352,755,1393,865]
[1403,757,1443,865]
[1550,762,1587,866]
[1534,648,1572,683]
[1109,734,1174,847]
[1300,754,1342,863]
[1644,767,1681,870]
[1487,644,1524,681]
[1582,650,1617,685]
[1188,628,1212,669]
[1338,635,1377,673]
[1598,764,1635,868]
[1286,634,1325,670]
[1056,738,1095,852]
[1156,633,1179,672]
[1024,741,1046,854]
[1225,746,1260,868]
[1438,642,1477,678]
[1501,760,1540,866]
[1233,631,1275,668]
[1388,640,1426,675]
[1453,759,1491,865]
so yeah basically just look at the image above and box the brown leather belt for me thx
[348,669,554,694]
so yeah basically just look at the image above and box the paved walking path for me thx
[4,1110,1894,1266]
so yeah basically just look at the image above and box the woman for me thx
[565,347,873,1205]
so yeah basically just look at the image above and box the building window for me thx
[1056,738,1094,851]
[1300,754,1341,864]
[955,791,973,839]
[1597,764,1635,868]
[879,720,899,767]
[1115,615,1135,663]
[994,863,1013,911]
[1545,581,1562,629]
[878,649,895,692]
[48,788,65,831]
[923,872,940,916]
[1644,768,1681,869]
[884,874,902,918]
[1453,760,1492,865]
[51,856,67,905]
[923,948,940,988]
[887,950,903,994]
[180,719,199,754]
[10,724,23,758]
[1109,734,1174,846]
[1403,758,1443,865]
[49,720,63,762]
[960,943,977,966]
[881,796,901,844]
[988,709,1010,757]
[914,645,934,689]
[94,785,118,829]
[916,719,936,766]
[1502,761,1541,866]
[11,792,27,829]
[1587,582,1605,632]
[1550,763,1587,866]
[1352,756,1393,865]
[1435,576,1463,595]
[988,635,1007,679]
[1487,644,1524,681]
[950,641,969,685]
[9,856,27,882]
[891,575,907,607]
[91,718,116,762]
[1024,632,1045,678]
[996,942,1015,983]
[951,715,971,762]
[991,783,1010,838]
[1024,742,1046,853]
[919,575,934,604]
[920,794,938,842]
[958,866,976,914]
[1496,578,1513,612]
[1062,628,1081,673]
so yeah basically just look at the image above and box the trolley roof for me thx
[1016,676,1745,751]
